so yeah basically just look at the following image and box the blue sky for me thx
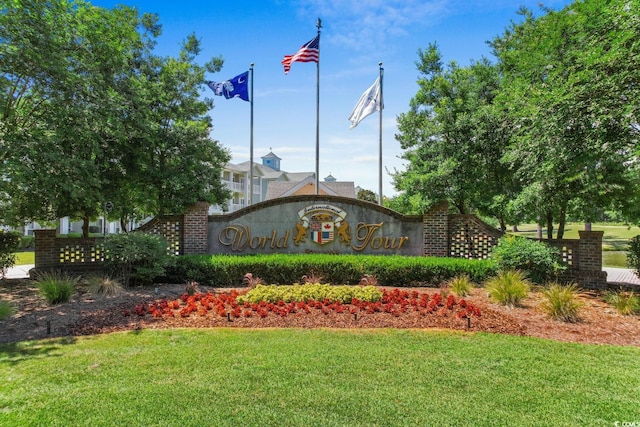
[91,0,572,198]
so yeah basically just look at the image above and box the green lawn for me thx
[1,329,639,426]
[509,222,640,268]
[510,222,640,251]
[13,251,34,266]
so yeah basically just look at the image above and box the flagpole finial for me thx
[250,62,254,67]
[316,18,322,29]
[379,62,382,66]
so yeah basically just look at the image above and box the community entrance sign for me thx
[209,195,423,255]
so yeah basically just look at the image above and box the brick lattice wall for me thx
[448,214,504,259]
[32,201,607,288]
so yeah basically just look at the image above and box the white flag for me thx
[349,76,382,129]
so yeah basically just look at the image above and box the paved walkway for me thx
[4,264,640,286]
[603,267,640,286]
[4,264,34,279]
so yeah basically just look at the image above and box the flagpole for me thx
[315,18,322,195]
[378,62,384,205]
[249,63,254,206]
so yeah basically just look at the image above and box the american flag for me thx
[281,34,319,74]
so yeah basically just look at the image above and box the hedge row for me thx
[164,254,498,287]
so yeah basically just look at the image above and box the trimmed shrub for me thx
[104,232,172,286]
[166,254,498,288]
[484,270,530,307]
[36,272,78,304]
[491,235,565,284]
[539,283,582,322]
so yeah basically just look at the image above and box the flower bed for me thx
[123,288,482,323]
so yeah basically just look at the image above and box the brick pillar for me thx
[183,202,209,255]
[576,230,607,289]
[423,201,449,257]
[34,229,58,269]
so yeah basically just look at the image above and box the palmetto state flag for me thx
[207,71,249,101]
[349,76,382,128]
[281,34,320,74]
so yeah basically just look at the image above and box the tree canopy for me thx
[394,0,640,237]
[1,0,231,236]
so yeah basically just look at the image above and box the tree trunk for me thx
[499,217,506,232]
[82,213,90,239]
[120,217,128,233]
[557,206,567,239]
[512,225,519,232]
[546,210,554,240]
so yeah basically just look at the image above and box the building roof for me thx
[265,176,356,199]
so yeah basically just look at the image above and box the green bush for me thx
[166,254,498,288]
[539,283,582,322]
[36,272,78,304]
[491,236,565,284]
[484,270,530,307]
[626,235,640,278]
[0,231,21,277]
[0,300,14,320]
[104,232,172,286]
[236,284,383,304]
[19,235,35,250]
[605,290,640,316]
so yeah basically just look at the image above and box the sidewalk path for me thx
[3,265,640,286]
[603,267,640,286]
[4,264,34,279]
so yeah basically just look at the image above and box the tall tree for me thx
[1,0,231,236]
[492,0,640,237]
[393,44,513,218]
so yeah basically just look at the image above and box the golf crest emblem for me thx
[294,204,351,246]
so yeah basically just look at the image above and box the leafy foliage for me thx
[484,270,530,307]
[104,233,172,286]
[626,235,640,278]
[0,231,21,277]
[36,273,78,305]
[539,283,583,322]
[393,1,640,228]
[0,1,230,234]
[491,235,564,284]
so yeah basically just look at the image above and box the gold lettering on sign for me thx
[352,222,384,251]
[218,225,290,251]
[218,221,408,253]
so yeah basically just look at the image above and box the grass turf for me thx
[1,329,639,426]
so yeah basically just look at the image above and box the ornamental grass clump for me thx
[87,275,124,297]
[539,283,582,322]
[0,300,14,320]
[448,274,473,297]
[484,270,530,307]
[605,289,640,316]
[36,272,78,305]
